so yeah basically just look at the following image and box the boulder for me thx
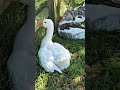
[7,1,35,90]
[86,4,120,31]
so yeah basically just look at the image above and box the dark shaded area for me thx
[86,0,120,89]
[0,1,27,90]
[85,30,120,90]
[85,2,120,89]
[86,0,120,8]
[86,30,120,65]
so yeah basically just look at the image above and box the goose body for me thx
[58,27,85,39]
[58,15,85,39]
[37,19,71,73]
[58,5,85,39]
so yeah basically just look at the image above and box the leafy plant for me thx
[64,0,85,8]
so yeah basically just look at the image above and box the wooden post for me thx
[48,0,59,32]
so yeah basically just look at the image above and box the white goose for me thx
[58,16,85,39]
[37,19,71,73]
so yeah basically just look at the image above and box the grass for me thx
[86,30,120,90]
[35,28,85,90]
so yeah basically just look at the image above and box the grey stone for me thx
[86,4,120,22]
[86,4,120,31]
[91,15,120,31]
[7,4,35,90]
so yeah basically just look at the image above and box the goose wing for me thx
[38,48,62,73]
[49,43,71,62]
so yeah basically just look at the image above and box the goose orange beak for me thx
[60,18,64,22]
[36,22,43,27]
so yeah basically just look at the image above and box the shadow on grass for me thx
[86,30,120,90]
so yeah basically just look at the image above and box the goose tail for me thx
[53,64,62,73]
[42,61,62,73]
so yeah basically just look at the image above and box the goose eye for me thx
[45,22,46,23]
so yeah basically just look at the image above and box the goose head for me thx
[37,19,54,29]
[37,19,54,40]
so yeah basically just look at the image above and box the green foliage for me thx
[35,0,47,16]
[35,0,46,11]
[64,0,85,8]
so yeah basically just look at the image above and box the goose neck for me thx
[44,26,54,41]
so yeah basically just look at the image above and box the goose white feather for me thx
[74,15,85,23]
[58,15,85,39]
[59,20,73,26]
[58,28,85,39]
[37,19,71,73]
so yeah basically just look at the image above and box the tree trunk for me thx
[48,0,60,32]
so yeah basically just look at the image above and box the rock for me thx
[86,4,120,22]
[7,3,35,90]
[91,15,120,31]
[86,4,120,31]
